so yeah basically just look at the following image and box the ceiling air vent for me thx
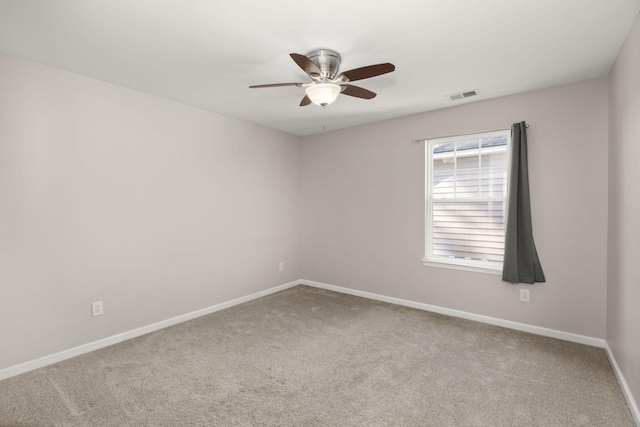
[448,90,478,101]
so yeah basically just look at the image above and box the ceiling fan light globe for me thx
[305,83,341,107]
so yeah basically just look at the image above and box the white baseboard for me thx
[301,279,605,348]
[4,277,636,425]
[0,280,300,381]
[605,342,640,426]
[302,281,640,423]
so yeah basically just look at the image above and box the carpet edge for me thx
[301,280,605,348]
[0,279,612,383]
[605,342,640,426]
[0,280,301,381]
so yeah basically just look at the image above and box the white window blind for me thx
[424,130,511,272]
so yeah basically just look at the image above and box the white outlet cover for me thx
[520,289,530,302]
[92,301,104,317]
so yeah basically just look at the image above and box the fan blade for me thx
[290,53,322,77]
[249,83,303,88]
[339,63,395,82]
[341,85,377,100]
[299,95,311,106]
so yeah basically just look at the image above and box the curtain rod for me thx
[410,124,529,144]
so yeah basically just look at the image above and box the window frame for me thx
[422,129,512,274]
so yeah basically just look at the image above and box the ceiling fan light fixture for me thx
[250,51,394,108]
[305,83,341,107]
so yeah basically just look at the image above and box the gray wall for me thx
[0,46,626,384]
[301,77,609,339]
[608,12,640,412]
[0,53,302,370]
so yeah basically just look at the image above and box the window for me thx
[422,130,511,273]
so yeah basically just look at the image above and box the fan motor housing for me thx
[307,49,342,80]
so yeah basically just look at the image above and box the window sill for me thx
[421,259,502,275]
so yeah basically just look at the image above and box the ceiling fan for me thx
[249,49,395,108]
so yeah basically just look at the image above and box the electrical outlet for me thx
[279,262,285,271]
[520,289,530,302]
[92,301,104,317]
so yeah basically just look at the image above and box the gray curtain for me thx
[502,122,545,284]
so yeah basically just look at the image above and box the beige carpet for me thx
[0,285,634,426]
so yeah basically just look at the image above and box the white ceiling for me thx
[0,0,638,136]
